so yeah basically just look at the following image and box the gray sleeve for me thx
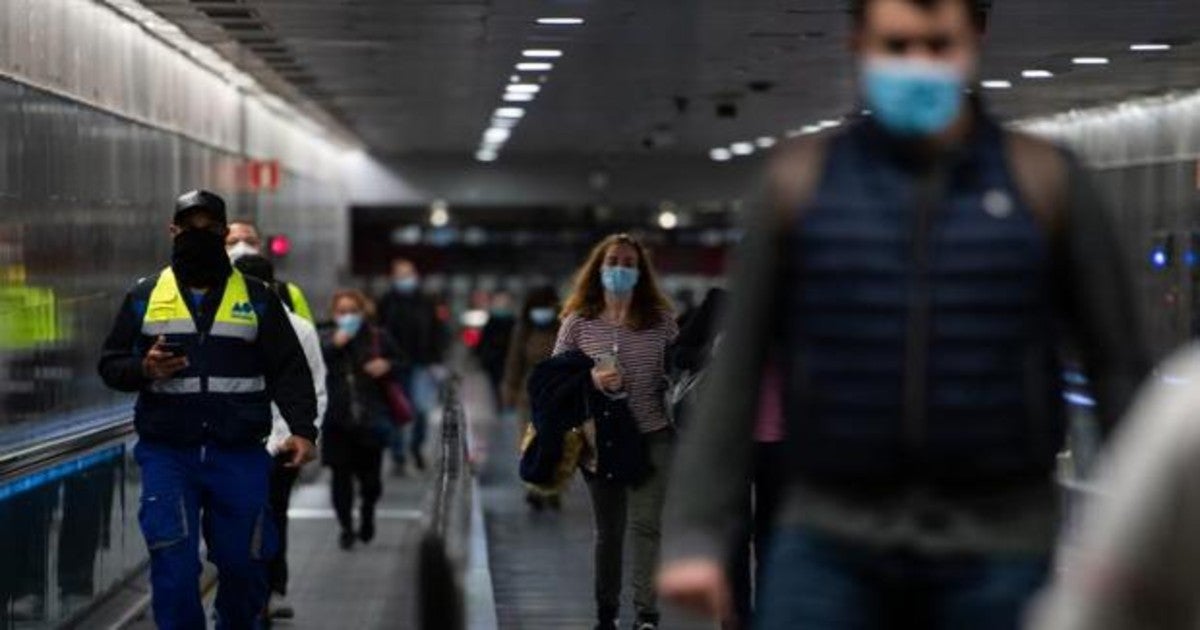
[662,192,785,563]
[1059,158,1152,436]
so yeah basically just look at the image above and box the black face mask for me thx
[172,228,231,288]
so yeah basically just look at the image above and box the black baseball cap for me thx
[173,189,227,225]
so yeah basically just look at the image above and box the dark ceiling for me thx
[142,0,1200,159]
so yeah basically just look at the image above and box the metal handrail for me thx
[408,372,473,630]
[0,408,134,481]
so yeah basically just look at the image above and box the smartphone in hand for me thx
[158,341,188,358]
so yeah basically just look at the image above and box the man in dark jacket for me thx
[376,258,446,472]
[659,1,1151,628]
[98,190,318,630]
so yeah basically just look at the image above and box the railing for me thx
[390,372,473,630]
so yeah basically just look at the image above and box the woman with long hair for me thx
[321,289,403,550]
[553,233,678,630]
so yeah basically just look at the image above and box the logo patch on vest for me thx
[231,302,255,320]
[983,190,1014,219]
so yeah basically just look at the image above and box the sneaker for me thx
[525,492,544,511]
[592,623,617,630]
[545,494,562,510]
[268,594,295,620]
[359,515,376,543]
[339,530,356,550]
[412,450,427,471]
[633,622,657,630]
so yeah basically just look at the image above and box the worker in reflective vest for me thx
[98,189,318,630]
[226,217,314,323]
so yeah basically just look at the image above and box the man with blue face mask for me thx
[376,258,447,474]
[660,1,1150,628]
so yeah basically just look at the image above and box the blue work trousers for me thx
[757,527,1049,630]
[135,440,277,630]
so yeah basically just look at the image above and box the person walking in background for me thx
[321,289,402,551]
[98,190,318,629]
[377,258,445,474]
[658,0,1150,628]
[225,218,315,323]
[232,254,327,622]
[500,285,562,510]
[477,290,517,406]
[554,234,678,630]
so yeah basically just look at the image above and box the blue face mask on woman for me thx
[861,57,966,136]
[601,265,640,296]
[336,313,364,337]
[528,307,557,327]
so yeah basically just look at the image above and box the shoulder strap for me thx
[1004,131,1069,238]
[766,133,833,225]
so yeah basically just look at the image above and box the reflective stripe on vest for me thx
[149,377,202,394]
[208,376,267,394]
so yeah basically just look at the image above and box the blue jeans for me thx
[389,365,437,464]
[135,441,277,630]
[757,527,1049,630]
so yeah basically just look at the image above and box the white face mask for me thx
[226,241,260,262]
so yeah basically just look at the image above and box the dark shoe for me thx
[359,514,376,543]
[391,462,408,477]
[412,450,427,471]
[593,624,617,630]
[545,494,562,510]
[525,492,544,511]
[633,613,659,630]
[339,530,356,550]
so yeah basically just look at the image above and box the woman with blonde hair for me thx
[553,233,678,630]
[321,289,403,550]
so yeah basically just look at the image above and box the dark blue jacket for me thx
[523,351,647,486]
[98,270,318,447]
[778,116,1145,487]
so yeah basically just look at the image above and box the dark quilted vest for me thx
[783,118,1065,488]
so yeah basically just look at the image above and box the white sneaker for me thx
[268,594,295,620]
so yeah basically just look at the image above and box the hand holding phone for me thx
[143,336,189,380]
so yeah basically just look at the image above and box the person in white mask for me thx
[226,218,315,323]
[232,254,327,621]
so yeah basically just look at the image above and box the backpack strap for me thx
[1004,131,1070,240]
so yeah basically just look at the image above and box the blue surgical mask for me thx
[529,307,557,326]
[862,58,966,137]
[336,313,363,337]
[600,265,640,295]
[393,277,419,294]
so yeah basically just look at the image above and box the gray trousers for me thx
[584,429,674,621]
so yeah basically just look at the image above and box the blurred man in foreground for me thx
[659,1,1149,628]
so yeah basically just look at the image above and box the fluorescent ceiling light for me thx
[522,49,563,59]
[657,211,679,230]
[430,207,450,228]
[495,107,525,119]
[510,75,522,83]
[981,80,1013,89]
[818,119,842,128]
[506,84,541,94]
[491,118,519,129]
[517,62,553,72]
[475,150,498,163]
[483,128,511,143]
[1022,69,1054,79]
[537,17,584,25]
[784,129,805,138]
[504,93,535,102]
[730,142,755,156]
[1130,43,1171,51]
[1072,57,1110,65]
[802,124,823,134]
[710,148,732,162]
[756,136,777,149]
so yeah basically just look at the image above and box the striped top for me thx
[553,312,678,434]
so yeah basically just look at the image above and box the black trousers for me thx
[268,455,300,595]
[330,446,384,532]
